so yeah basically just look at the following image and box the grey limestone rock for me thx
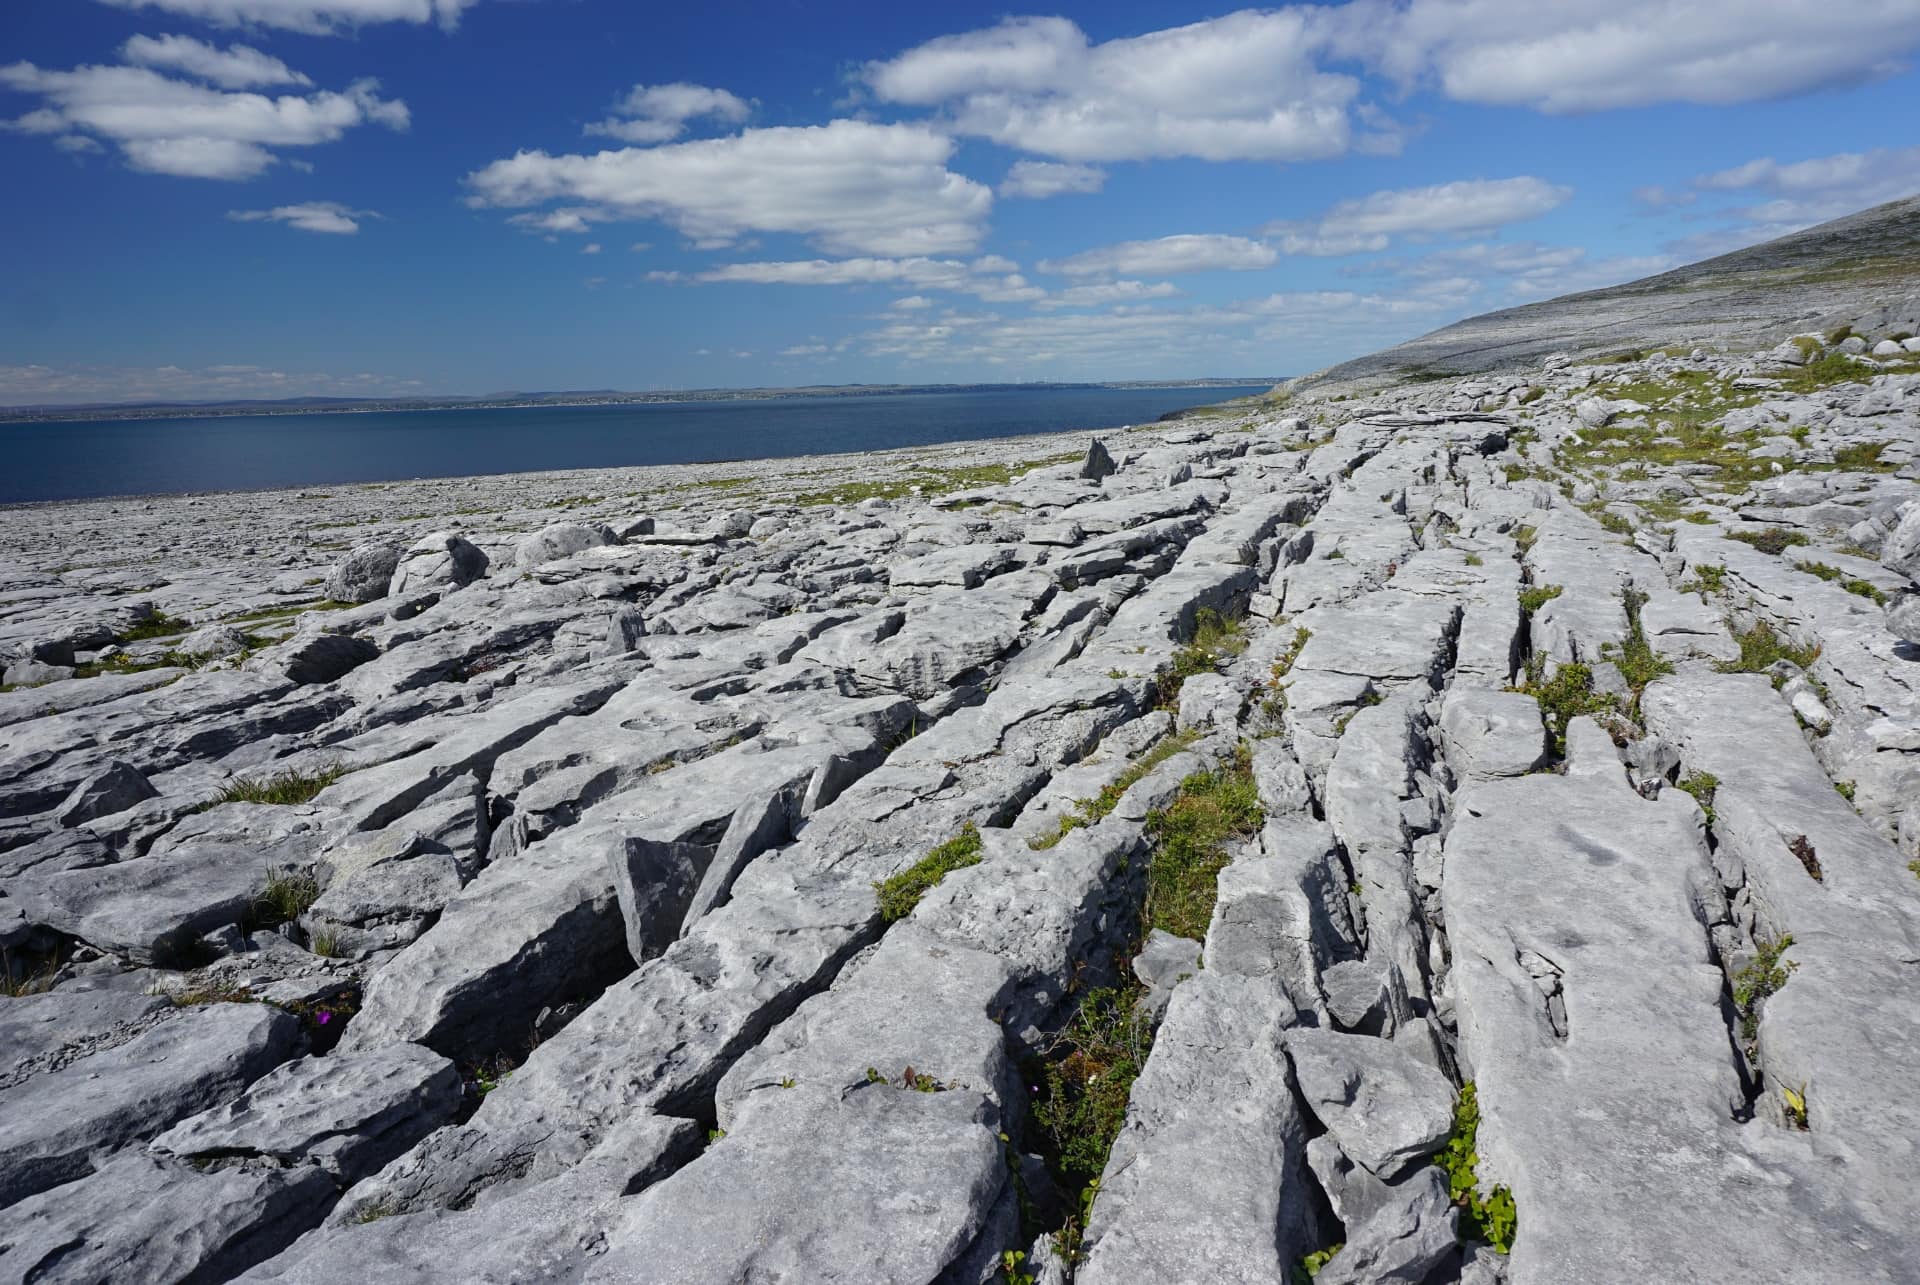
[1438,688,1547,781]
[1081,436,1117,480]
[1313,1164,1459,1285]
[0,1002,302,1208]
[514,520,616,568]
[389,531,488,597]
[605,832,709,965]
[1283,1026,1455,1179]
[327,542,401,603]
[272,631,379,684]
[55,758,159,826]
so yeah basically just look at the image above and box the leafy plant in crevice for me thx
[1294,1244,1346,1282]
[1440,1083,1518,1254]
[1517,583,1563,615]
[1258,625,1312,722]
[1677,563,1727,598]
[1162,606,1249,695]
[1597,588,1673,717]
[1728,528,1809,556]
[1732,934,1797,1047]
[1510,657,1618,758]
[873,822,984,922]
[252,865,321,930]
[1675,771,1719,826]
[1798,561,1887,604]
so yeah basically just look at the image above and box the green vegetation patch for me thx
[1511,658,1617,757]
[1716,620,1820,684]
[1733,934,1796,1046]
[1676,770,1719,826]
[1441,1083,1518,1254]
[1517,583,1563,615]
[874,822,984,922]
[1142,745,1264,940]
[1728,528,1809,556]
[253,866,321,929]
[1798,561,1887,604]
[120,611,191,642]
[1029,730,1200,851]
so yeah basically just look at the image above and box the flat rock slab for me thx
[586,1085,1005,1285]
[0,1001,301,1209]
[152,1042,460,1182]
[1283,1026,1454,1178]
[0,1152,336,1285]
[1439,688,1547,781]
[9,842,273,964]
[1079,973,1315,1285]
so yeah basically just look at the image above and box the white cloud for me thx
[466,120,993,257]
[0,361,426,406]
[1040,234,1276,277]
[228,199,374,233]
[0,59,407,179]
[863,12,1387,163]
[1693,145,1920,225]
[1335,0,1920,113]
[1269,176,1571,255]
[891,295,934,310]
[120,34,311,88]
[98,0,482,35]
[582,242,601,254]
[585,82,752,144]
[780,343,829,356]
[1033,280,1182,310]
[690,256,1044,303]
[999,160,1105,199]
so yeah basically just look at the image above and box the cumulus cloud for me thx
[0,57,407,179]
[465,120,993,257]
[585,82,752,144]
[1039,234,1277,278]
[121,34,311,88]
[863,12,1386,163]
[97,0,482,34]
[1691,145,1920,225]
[228,199,375,233]
[1269,177,1570,255]
[1333,0,1920,113]
[1356,237,1673,303]
[999,160,1104,199]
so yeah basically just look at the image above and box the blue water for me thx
[0,385,1270,505]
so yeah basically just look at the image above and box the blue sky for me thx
[4,0,1920,405]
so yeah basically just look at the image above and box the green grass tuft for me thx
[217,763,346,806]
[1142,745,1264,940]
[1441,1083,1518,1254]
[1716,621,1820,683]
[874,822,985,921]
[1728,528,1808,556]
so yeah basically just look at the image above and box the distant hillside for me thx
[1291,193,1920,394]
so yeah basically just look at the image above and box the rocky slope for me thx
[3,301,1920,1284]
[1292,194,1920,395]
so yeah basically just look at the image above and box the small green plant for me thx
[1513,524,1538,554]
[1441,1084,1517,1253]
[1031,987,1154,1221]
[1781,1084,1808,1130]
[1835,780,1856,802]
[1716,621,1820,684]
[1518,583,1563,614]
[1676,771,1719,825]
[1294,1245,1345,1282]
[1799,561,1887,604]
[1143,745,1264,939]
[1598,589,1673,708]
[217,763,346,806]
[1001,1249,1037,1285]
[1595,508,1634,536]
[351,1202,398,1225]
[778,1076,797,1089]
[1511,659,1617,757]
[2,948,63,997]
[873,822,984,922]
[120,611,191,642]
[1678,564,1727,597]
[165,977,256,1006]
[1160,606,1249,707]
[1464,553,1484,566]
[1733,934,1796,1044]
[308,926,344,958]
[1728,528,1809,556]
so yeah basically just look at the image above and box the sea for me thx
[0,385,1273,505]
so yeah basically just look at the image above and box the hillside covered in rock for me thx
[3,255,1920,1283]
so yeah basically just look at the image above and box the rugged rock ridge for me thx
[2,313,1920,1283]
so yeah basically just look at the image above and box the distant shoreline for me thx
[0,378,1282,426]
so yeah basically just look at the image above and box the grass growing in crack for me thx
[874,822,984,921]
[1598,589,1673,712]
[216,763,346,806]
[253,866,321,929]
[1294,1245,1346,1282]
[119,611,190,642]
[1142,745,1263,940]
[1716,621,1820,684]
[1517,583,1563,614]
[1441,1083,1518,1254]
[1258,625,1311,721]
[1733,934,1796,1046]
[1676,771,1719,826]
[1029,730,1200,850]
[1799,561,1887,604]
[1729,528,1809,556]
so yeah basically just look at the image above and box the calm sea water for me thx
[0,385,1270,505]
